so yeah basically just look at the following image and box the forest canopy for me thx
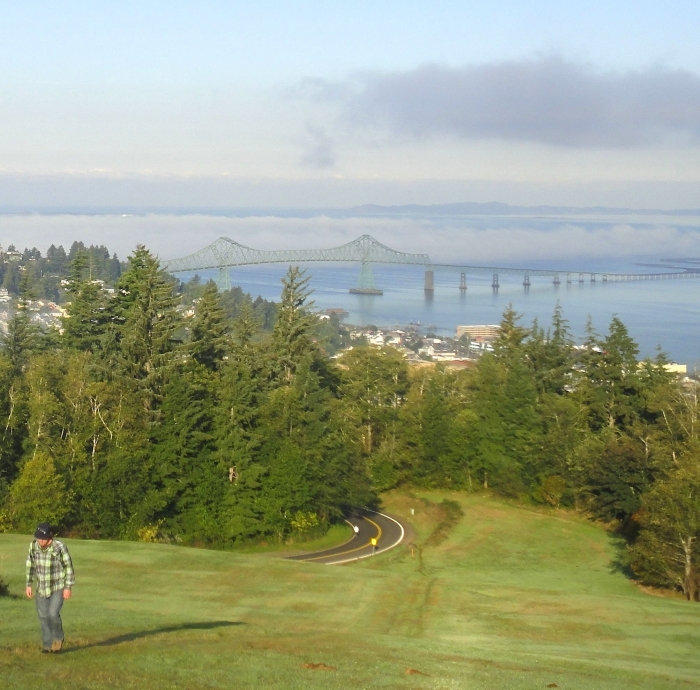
[1,244,699,600]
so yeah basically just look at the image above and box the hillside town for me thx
[334,317,500,366]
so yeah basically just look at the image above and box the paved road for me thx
[288,509,406,565]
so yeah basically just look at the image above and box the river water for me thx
[5,210,698,364]
[181,258,700,367]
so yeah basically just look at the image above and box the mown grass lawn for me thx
[1,492,699,689]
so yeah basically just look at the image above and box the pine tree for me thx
[188,281,229,371]
[62,251,109,352]
[153,365,218,541]
[493,304,529,363]
[7,451,73,533]
[580,316,641,431]
[107,246,182,407]
[270,266,317,383]
[215,350,268,542]
[0,354,27,497]
[2,271,40,375]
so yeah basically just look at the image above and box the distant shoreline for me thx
[1,202,699,218]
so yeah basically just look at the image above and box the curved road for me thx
[288,509,407,565]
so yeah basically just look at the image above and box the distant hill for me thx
[347,202,700,217]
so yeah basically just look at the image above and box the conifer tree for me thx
[7,451,73,533]
[188,281,229,371]
[107,246,181,407]
[339,345,408,455]
[0,354,26,495]
[153,365,219,541]
[270,266,316,383]
[62,251,109,352]
[2,271,40,375]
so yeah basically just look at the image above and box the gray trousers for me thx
[35,589,64,649]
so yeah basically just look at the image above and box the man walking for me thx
[25,523,75,654]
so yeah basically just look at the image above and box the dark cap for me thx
[34,523,53,540]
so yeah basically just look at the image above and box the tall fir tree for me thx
[106,246,182,408]
[188,281,229,371]
[2,271,40,376]
[62,251,109,352]
[270,266,317,384]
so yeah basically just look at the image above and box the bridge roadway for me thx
[162,234,700,290]
[287,509,406,565]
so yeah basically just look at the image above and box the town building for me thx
[455,324,500,341]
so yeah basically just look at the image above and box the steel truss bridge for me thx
[162,234,700,293]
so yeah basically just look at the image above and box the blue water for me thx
[180,258,700,366]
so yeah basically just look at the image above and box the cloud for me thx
[4,211,700,264]
[300,123,337,169]
[304,57,700,148]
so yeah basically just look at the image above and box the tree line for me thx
[0,244,698,600]
[0,242,123,301]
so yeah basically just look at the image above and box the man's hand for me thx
[25,587,32,599]
[63,589,71,600]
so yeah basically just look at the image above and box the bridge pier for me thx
[590,274,596,283]
[579,273,584,283]
[492,273,499,291]
[566,273,572,284]
[459,272,467,292]
[523,275,530,289]
[217,267,231,291]
[424,269,434,292]
[553,275,561,286]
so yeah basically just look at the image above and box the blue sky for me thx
[1,2,699,208]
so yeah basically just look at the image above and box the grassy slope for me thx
[0,493,698,690]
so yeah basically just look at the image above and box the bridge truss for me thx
[162,234,432,291]
[162,234,700,292]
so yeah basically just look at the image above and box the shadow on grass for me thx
[61,621,245,654]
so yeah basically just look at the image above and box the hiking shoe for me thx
[41,649,50,654]
[50,640,63,653]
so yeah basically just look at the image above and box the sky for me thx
[1,1,700,211]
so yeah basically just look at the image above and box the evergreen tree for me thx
[0,354,27,498]
[62,251,109,352]
[215,352,268,542]
[153,365,218,542]
[7,451,73,533]
[493,304,530,363]
[339,345,408,456]
[579,316,642,431]
[465,308,544,494]
[2,271,40,375]
[188,281,229,371]
[107,246,181,407]
[414,367,467,487]
[270,266,317,383]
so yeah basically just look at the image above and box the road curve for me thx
[287,509,407,565]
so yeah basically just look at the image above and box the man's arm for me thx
[25,543,35,598]
[60,544,75,597]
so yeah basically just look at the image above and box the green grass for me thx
[233,522,354,555]
[2,493,699,689]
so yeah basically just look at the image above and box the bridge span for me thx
[162,234,700,293]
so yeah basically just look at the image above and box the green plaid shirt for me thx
[25,539,75,598]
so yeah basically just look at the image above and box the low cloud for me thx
[303,57,700,148]
[4,212,700,265]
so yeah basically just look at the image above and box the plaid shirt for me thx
[25,539,75,598]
